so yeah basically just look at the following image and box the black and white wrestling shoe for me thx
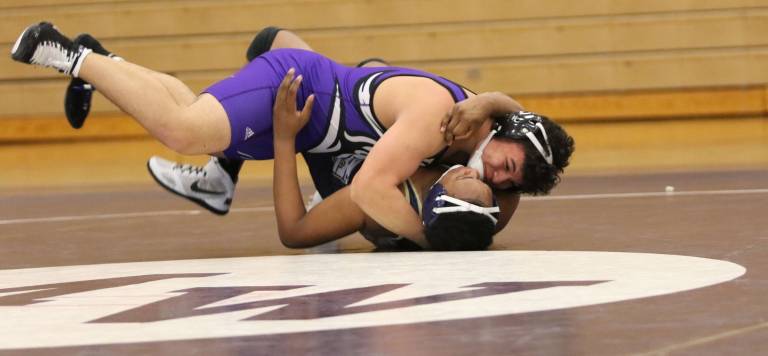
[64,77,94,129]
[64,34,122,129]
[148,156,235,215]
[11,22,91,77]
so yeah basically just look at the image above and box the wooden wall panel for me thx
[3,9,767,81]
[2,49,766,118]
[1,0,766,148]
[2,0,766,43]
[2,85,765,143]
[426,49,768,94]
[0,0,134,9]
[518,87,767,121]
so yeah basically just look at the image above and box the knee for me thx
[155,116,200,155]
[162,134,198,155]
[155,96,229,155]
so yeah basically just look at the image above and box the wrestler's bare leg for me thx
[147,28,320,215]
[78,54,230,155]
[272,30,313,51]
[147,28,389,216]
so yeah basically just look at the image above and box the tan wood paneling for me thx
[0,0,135,9]
[425,48,768,94]
[517,87,767,121]
[2,86,765,142]
[1,116,765,188]
[2,49,766,118]
[563,116,768,172]
[565,116,768,149]
[1,0,766,151]
[0,138,311,188]
[3,8,767,81]
[2,0,766,43]
[0,114,146,142]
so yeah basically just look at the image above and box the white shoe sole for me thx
[11,24,34,57]
[146,160,230,215]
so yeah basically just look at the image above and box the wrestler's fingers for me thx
[453,121,474,140]
[287,75,303,105]
[276,68,295,102]
[444,131,454,145]
[299,94,315,123]
[442,109,459,141]
[440,112,451,133]
[443,106,462,142]
[454,130,473,141]
[447,106,462,132]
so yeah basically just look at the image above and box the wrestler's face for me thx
[480,138,525,190]
[439,166,494,206]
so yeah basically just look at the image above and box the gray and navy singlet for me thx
[204,48,470,198]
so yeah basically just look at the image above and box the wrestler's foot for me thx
[65,34,121,129]
[11,22,91,77]
[64,79,93,129]
[147,156,235,215]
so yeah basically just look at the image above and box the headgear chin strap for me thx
[432,195,500,225]
[466,130,495,180]
[422,169,500,227]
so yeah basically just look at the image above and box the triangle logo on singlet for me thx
[244,127,255,141]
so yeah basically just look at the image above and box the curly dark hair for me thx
[425,210,495,251]
[505,115,574,195]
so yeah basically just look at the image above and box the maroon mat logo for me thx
[0,252,745,349]
[0,273,604,323]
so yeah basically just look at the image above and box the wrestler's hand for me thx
[273,68,315,141]
[440,92,524,144]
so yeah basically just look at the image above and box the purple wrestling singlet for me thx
[204,48,469,198]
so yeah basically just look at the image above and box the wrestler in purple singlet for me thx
[204,48,470,198]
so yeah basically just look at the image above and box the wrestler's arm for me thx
[272,71,367,248]
[350,82,454,247]
[272,160,367,248]
[441,91,525,143]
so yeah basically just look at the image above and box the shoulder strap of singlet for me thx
[371,68,470,103]
[368,69,470,167]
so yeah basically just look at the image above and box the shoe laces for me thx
[30,40,78,74]
[173,164,207,177]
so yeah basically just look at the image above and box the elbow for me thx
[349,182,362,206]
[280,238,304,249]
[278,231,334,250]
[349,174,374,208]
[277,231,307,249]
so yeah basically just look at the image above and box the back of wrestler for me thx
[205,48,464,198]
